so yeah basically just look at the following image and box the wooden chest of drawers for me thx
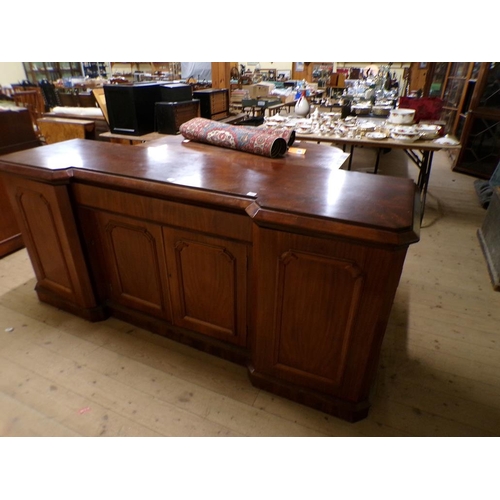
[193,89,229,120]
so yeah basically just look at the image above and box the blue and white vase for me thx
[295,91,310,117]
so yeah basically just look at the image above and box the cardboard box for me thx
[280,94,296,103]
[248,84,271,99]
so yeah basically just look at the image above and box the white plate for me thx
[358,121,377,131]
[366,132,387,140]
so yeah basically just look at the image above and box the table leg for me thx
[418,150,433,223]
[373,148,382,174]
[348,145,354,171]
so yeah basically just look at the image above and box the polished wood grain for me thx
[164,229,249,345]
[100,212,172,320]
[0,108,41,258]
[1,174,104,321]
[250,226,409,421]
[0,136,419,421]
[0,109,41,156]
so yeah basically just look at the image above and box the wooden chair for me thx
[12,88,46,136]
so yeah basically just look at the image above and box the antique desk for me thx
[0,136,420,421]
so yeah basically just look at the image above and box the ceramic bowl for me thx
[391,132,421,143]
[389,108,415,124]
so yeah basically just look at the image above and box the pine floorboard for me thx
[1,144,499,437]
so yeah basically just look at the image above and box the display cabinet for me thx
[453,62,500,179]
[23,62,83,83]
[441,63,476,134]
[424,62,448,97]
[424,62,481,135]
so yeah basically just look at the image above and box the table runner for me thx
[179,117,292,158]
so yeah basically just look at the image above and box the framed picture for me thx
[295,62,304,72]
[419,62,428,69]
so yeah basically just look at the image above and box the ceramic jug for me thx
[295,91,310,117]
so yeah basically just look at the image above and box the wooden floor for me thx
[1,144,499,437]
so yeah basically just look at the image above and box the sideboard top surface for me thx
[0,137,419,239]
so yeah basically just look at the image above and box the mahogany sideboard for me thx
[0,136,420,422]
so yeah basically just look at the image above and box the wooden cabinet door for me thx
[252,227,407,400]
[164,228,248,347]
[98,212,172,321]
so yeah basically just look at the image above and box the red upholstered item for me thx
[399,97,444,122]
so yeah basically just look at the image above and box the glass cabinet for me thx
[23,62,83,83]
[425,62,481,135]
[453,62,500,179]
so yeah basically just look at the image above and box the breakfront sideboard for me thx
[0,137,420,421]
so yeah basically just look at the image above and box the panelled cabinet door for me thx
[98,212,172,321]
[164,228,248,347]
[253,227,407,400]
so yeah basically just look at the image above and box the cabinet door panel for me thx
[253,227,407,398]
[273,249,364,383]
[3,176,96,309]
[164,228,248,346]
[100,213,171,320]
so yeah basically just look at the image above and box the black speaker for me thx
[160,83,193,103]
[155,100,200,134]
[104,82,161,136]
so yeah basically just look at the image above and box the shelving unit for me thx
[82,62,109,79]
[23,62,83,83]
[109,63,181,82]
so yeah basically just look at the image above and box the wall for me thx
[0,62,27,87]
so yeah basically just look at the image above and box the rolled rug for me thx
[179,117,288,158]
[240,126,296,148]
